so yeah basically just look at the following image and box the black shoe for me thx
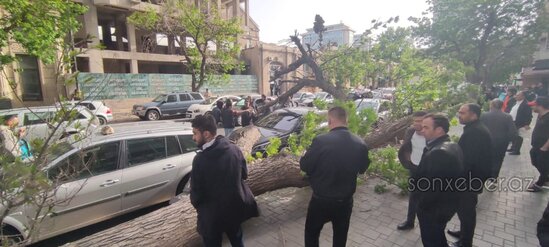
[397,221,414,230]
[447,229,461,238]
[527,184,542,192]
[449,240,463,247]
[509,152,520,155]
[507,148,513,152]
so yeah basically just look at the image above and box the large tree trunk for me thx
[65,118,410,246]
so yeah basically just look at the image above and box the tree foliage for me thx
[128,0,243,92]
[0,0,87,66]
[411,0,547,84]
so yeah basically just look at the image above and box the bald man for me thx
[300,107,371,247]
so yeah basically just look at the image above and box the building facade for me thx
[301,23,355,49]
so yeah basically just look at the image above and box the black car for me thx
[228,107,326,156]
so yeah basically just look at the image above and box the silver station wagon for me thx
[1,121,197,243]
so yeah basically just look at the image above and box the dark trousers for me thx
[492,142,509,179]
[201,225,244,247]
[531,149,549,186]
[406,190,419,224]
[456,192,479,247]
[305,195,353,247]
[510,134,523,153]
[417,210,450,247]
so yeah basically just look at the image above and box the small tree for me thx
[128,0,243,92]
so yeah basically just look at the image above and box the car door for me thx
[177,94,193,115]
[41,141,122,237]
[160,94,179,116]
[120,136,181,211]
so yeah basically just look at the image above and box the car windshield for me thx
[303,94,315,99]
[201,98,218,105]
[45,142,74,163]
[355,100,379,111]
[293,92,303,99]
[152,94,167,102]
[316,93,327,99]
[255,112,301,132]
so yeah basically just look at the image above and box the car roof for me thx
[271,107,323,116]
[81,120,194,144]
[0,105,88,115]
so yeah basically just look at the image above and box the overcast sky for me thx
[249,0,430,44]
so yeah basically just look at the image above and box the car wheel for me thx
[1,226,23,245]
[146,110,160,121]
[171,174,191,204]
[98,116,107,125]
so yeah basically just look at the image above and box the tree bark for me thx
[65,119,411,247]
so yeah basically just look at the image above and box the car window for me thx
[178,135,198,153]
[127,137,166,166]
[24,111,54,125]
[48,142,120,182]
[179,94,192,101]
[77,103,96,110]
[255,112,301,132]
[166,95,177,103]
[167,136,181,157]
[152,94,167,102]
[190,93,203,100]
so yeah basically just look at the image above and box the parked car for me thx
[314,92,334,104]
[293,92,316,106]
[228,107,326,157]
[132,92,204,121]
[0,121,197,244]
[184,95,241,120]
[354,98,390,122]
[60,100,113,125]
[0,106,99,143]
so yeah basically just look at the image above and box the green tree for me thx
[411,0,547,84]
[128,0,243,92]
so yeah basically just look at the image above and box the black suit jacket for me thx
[190,136,258,236]
[514,100,533,128]
[458,120,493,191]
[300,127,370,200]
[412,135,463,220]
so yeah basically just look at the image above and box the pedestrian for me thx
[190,115,259,247]
[412,113,463,247]
[396,111,428,231]
[221,99,237,136]
[447,103,493,247]
[480,99,518,185]
[204,88,212,98]
[537,199,549,246]
[502,87,517,113]
[0,114,24,162]
[527,96,549,192]
[508,91,533,155]
[300,107,370,247]
[240,99,254,127]
[212,100,223,127]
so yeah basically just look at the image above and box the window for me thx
[77,103,96,110]
[17,55,43,101]
[190,93,203,100]
[127,137,166,166]
[179,94,191,101]
[24,111,54,125]
[167,95,178,103]
[167,136,181,157]
[48,142,120,182]
[178,135,198,153]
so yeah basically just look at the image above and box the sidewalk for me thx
[235,126,549,247]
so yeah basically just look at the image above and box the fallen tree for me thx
[64,117,410,247]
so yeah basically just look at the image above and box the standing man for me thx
[190,115,259,247]
[412,114,463,247]
[508,91,533,155]
[502,87,517,113]
[396,111,428,230]
[211,100,223,127]
[0,114,23,162]
[448,103,493,247]
[300,107,370,247]
[480,99,518,184]
[527,96,549,192]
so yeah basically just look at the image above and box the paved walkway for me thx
[233,126,549,247]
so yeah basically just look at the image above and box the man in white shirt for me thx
[397,111,427,230]
[508,91,533,155]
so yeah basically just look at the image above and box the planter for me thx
[0,98,12,109]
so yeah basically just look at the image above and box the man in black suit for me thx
[397,111,428,230]
[300,107,370,247]
[448,103,493,247]
[190,115,259,247]
[480,99,518,183]
[508,91,533,155]
[411,113,463,247]
[528,96,549,192]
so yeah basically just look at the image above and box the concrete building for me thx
[301,23,355,49]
